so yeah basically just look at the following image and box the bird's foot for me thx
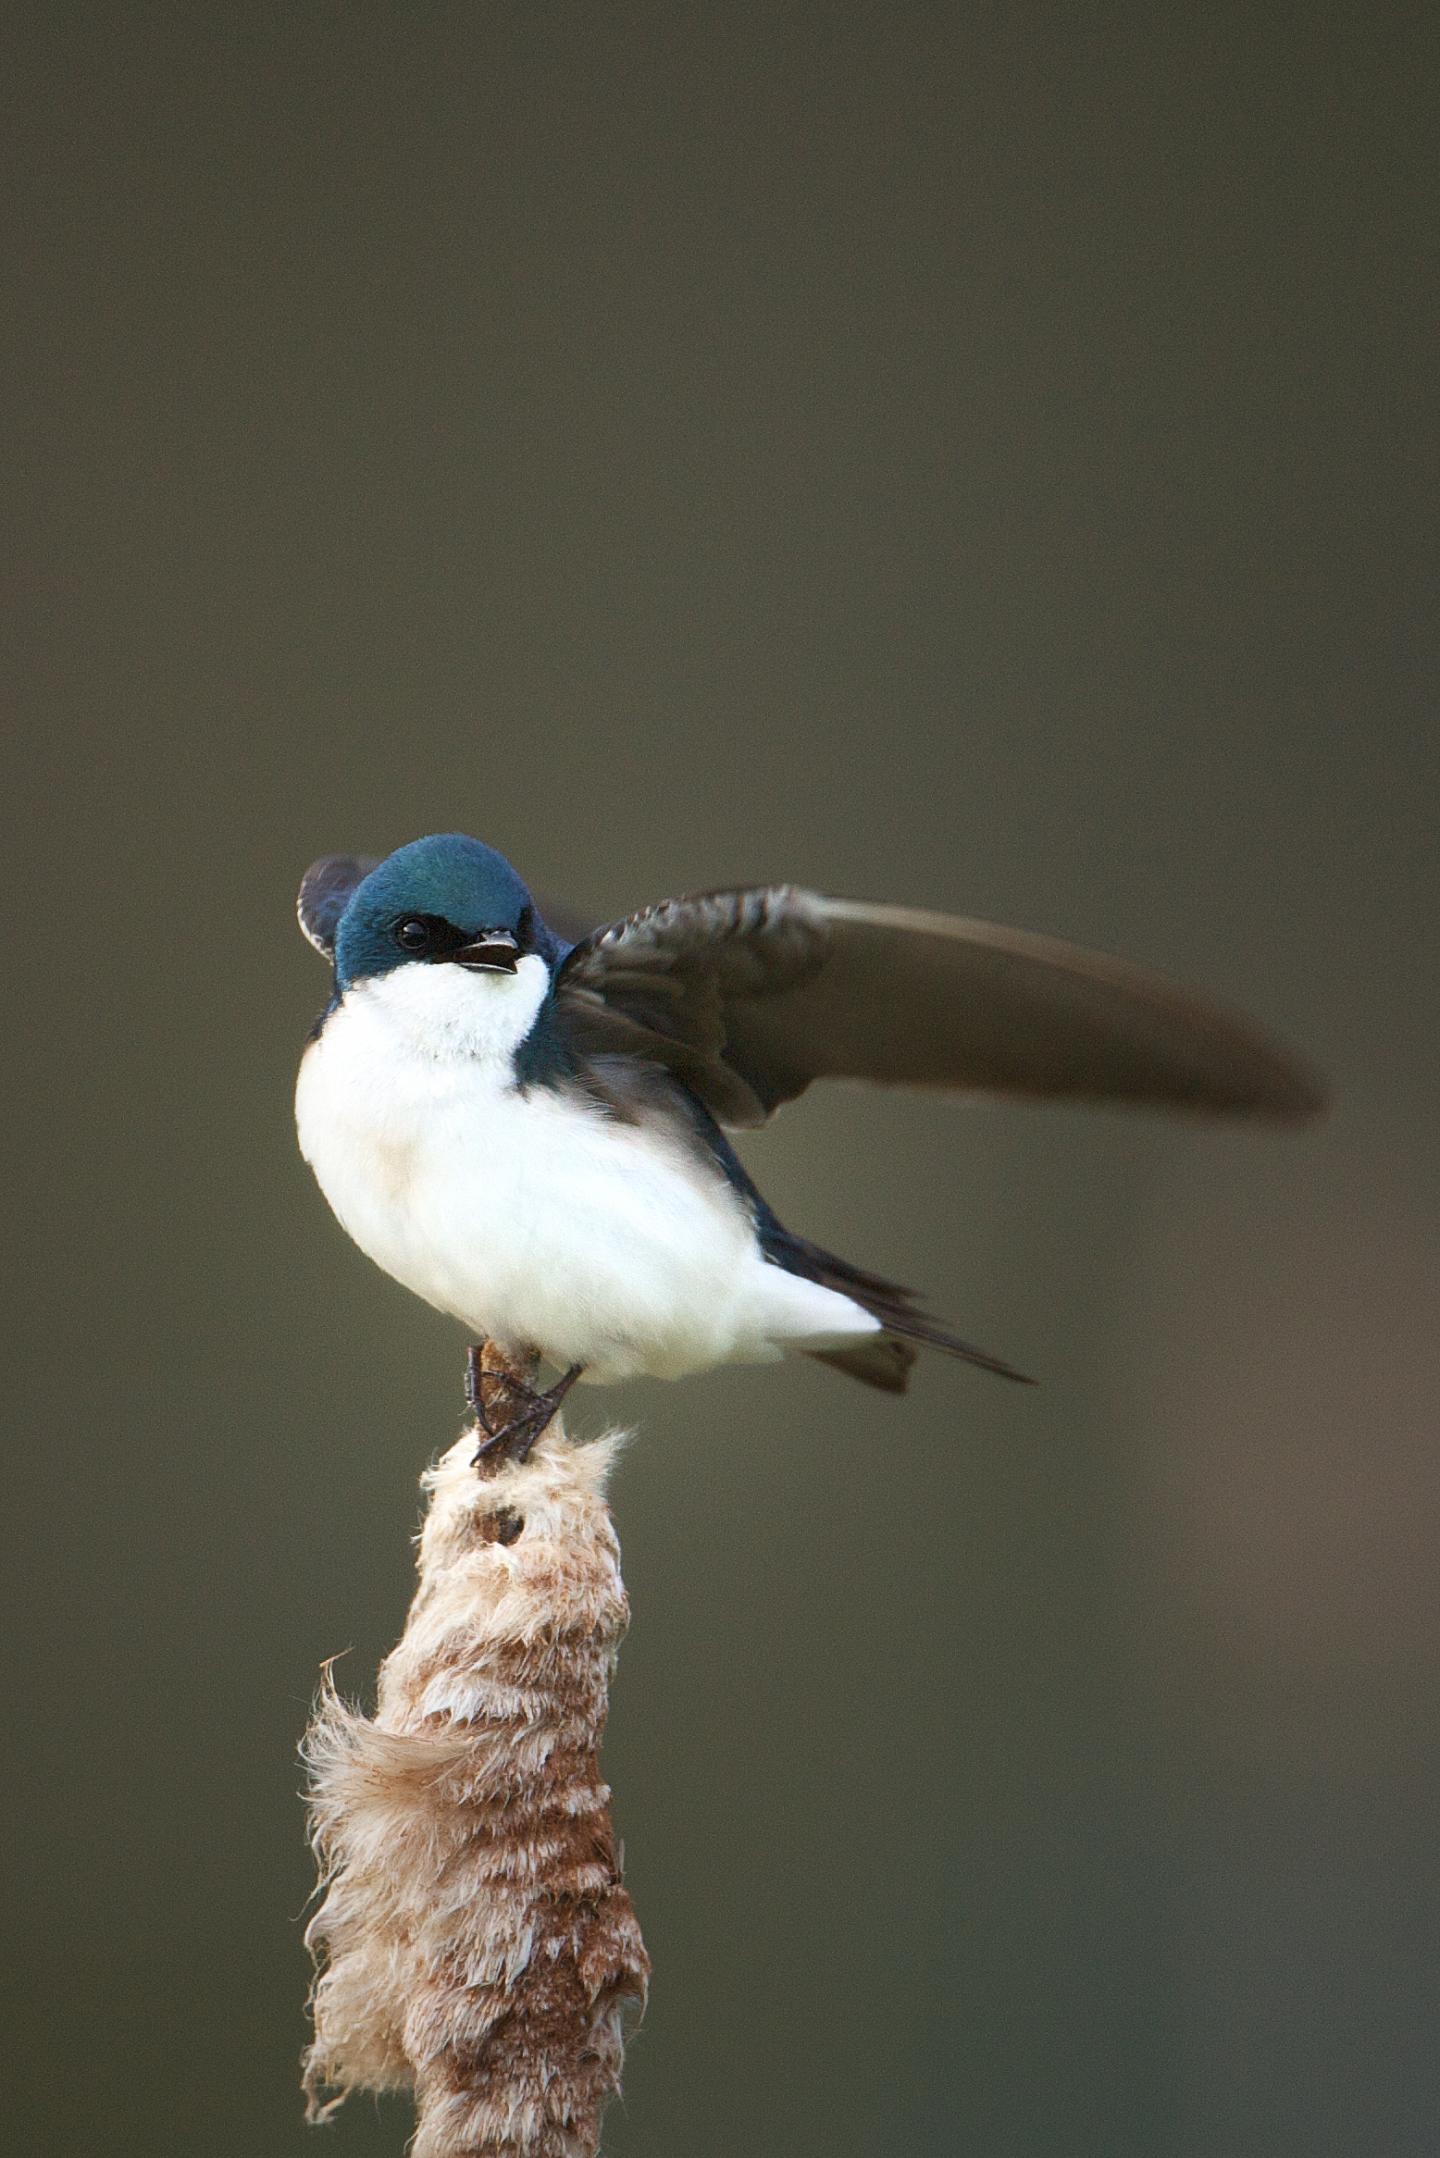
[466,1342,583,1470]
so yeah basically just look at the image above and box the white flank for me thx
[295,957,879,1384]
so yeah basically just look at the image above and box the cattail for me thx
[302,1344,649,2156]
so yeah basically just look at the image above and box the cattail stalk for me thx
[302,1344,649,2156]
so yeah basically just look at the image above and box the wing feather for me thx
[554,885,1325,1126]
[297,855,379,957]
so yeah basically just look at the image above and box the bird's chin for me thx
[362,953,552,1064]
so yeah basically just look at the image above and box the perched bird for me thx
[296,834,1323,1458]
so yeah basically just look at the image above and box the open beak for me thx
[449,930,521,973]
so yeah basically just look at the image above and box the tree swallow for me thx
[295,835,1323,1458]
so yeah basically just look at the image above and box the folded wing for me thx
[297,855,380,957]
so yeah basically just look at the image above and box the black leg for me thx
[471,1362,584,1467]
[466,1343,539,1442]
[464,1344,493,1435]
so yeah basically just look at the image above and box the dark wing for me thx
[553,886,1327,1128]
[297,855,379,958]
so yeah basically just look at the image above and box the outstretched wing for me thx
[554,885,1326,1129]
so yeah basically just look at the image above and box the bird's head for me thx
[300,834,561,1059]
[328,834,543,989]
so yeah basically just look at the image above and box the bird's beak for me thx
[449,930,521,974]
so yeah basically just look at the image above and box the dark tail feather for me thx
[767,1225,1035,1389]
[869,1305,1035,1384]
[810,1336,918,1393]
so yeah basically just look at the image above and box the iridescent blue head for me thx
[299,834,561,991]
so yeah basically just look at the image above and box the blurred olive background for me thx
[4,5,1437,2154]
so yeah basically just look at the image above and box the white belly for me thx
[295,980,876,1385]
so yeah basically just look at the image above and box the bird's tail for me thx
[766,1226,1034,1391]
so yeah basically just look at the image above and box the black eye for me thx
[394,917,432,954]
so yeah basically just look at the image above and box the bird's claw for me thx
[465,1344,582,1470]
[470,1398,556,1468]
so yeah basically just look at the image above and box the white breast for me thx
[295,960,878,1384]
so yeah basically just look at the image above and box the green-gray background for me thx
[5,7,1436,2153]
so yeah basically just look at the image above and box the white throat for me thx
[346,952,553,1072]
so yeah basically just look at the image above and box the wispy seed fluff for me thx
[302,1361,648,2157]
